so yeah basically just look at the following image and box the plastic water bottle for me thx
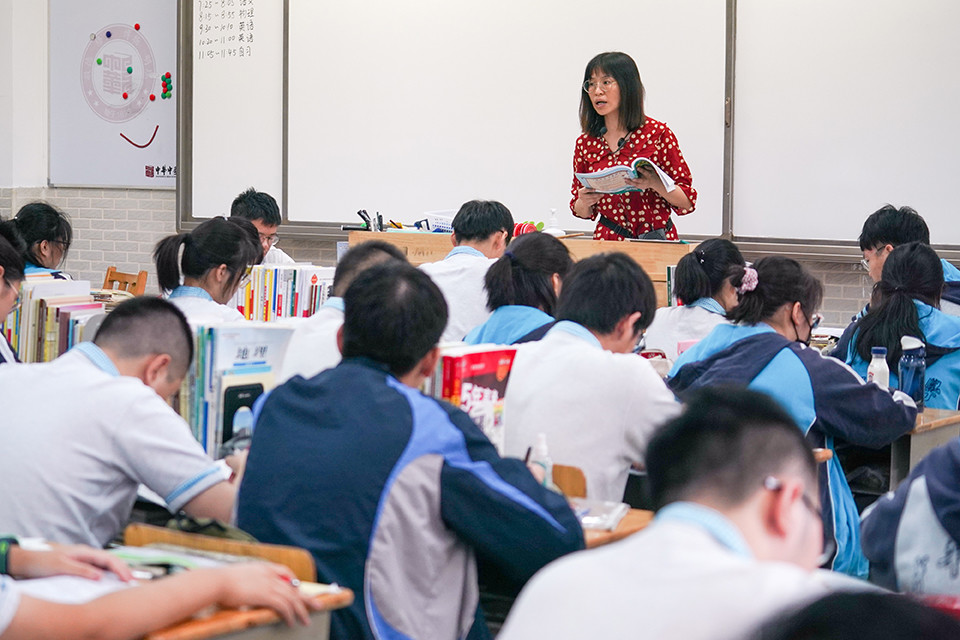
[898,336,926,412]
[866,346,890,390]
[530,433,553,487]
[542,208,566,238]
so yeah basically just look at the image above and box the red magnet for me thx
[149,94,156,101]
[135,23,140,30]
[122,92,128,99]
[165,72,171,79]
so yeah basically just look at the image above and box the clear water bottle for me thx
[898,336,926,412]
[866,346,889,390]
[530,433,553,487]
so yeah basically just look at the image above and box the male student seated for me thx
[0,537,316,639]
[501,252,681,502]
[419,200,513,342]
[230,187,295,265]
[858,204,960,314]
[237,262,583,640]
[498,387,870,640]
[277,240,406,382]
[0,297,240,547]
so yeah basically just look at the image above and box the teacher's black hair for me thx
[854,242,942,368]
[483,232,573,315]
[153,216,262,294]
[728,256,823,326]
[579,52,646,138]
[674,238,745,306]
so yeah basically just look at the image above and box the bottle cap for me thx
[900,336,924,351]
[871,346,888,356]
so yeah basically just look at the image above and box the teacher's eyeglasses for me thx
[583,78,617,93]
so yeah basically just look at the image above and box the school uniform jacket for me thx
[668,324,918,578]
[236,357,584,640]
[839,300,960,410]
[861,438,960,594]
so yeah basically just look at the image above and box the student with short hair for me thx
[668,256,918,577]
[10,202,72,278]
[230,187,295,265]
[499,388,869,640]
[238,262,583,640]
[838,243,960,410]
[419,200,514,342]
[278,240,407,382]
[154,216,262,326]
[644,237,745,358]
[464,232,573,345]
[0,297,242,547]
[0,539,318,639]
[0,221,26,363]
[858,204,960,313]
[501,253,681,502]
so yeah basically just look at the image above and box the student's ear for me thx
[791,301,806,326]
[142,353,173,392]
[551,272,562,297]
[617,311,643,339]
[0,265,6,281]
[336,325,345,355]
[214,264,230,284]
[418,346,441,379]
[450,232,458,248]
[766,478,803,539]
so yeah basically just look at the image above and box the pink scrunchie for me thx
[737,266,759,294]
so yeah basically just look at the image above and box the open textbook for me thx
[576,157,676,194]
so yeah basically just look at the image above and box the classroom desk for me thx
[347,231,695,307]
[145,588,354,640]
[583,509,654,549]
[890,408,960,489]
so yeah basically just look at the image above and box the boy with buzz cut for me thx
[230,187,296,265]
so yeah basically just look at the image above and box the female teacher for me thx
[571,51,696,241]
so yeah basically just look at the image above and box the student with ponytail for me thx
[668,256,917,578]
[464,232,573,345]
[153,217,262,326]
[11,202,72,278]
[644,238,745,358]
[0,221,26,363]
[839,242,960,410]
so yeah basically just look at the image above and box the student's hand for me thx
[8,544,134,582]
[527,463,546,484]
[215,563,319,626]
[224,448,249,485]
[573,188,602,219]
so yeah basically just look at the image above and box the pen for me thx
[523,446,532,464]
[377,213,384,232]
[389,220,403,229]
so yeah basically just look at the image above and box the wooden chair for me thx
[102,266,148,296]
[553,464,587,498]
[123,522,317,582]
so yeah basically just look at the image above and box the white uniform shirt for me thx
[419,246,495,343]
[169,285,245,327]
[0,578,19,637]
[644,297,729,359]
[277,297,344,383]
[0,343,227,547]
[264,245,296,265]
[502,321,681,502]
[499,503,871,640]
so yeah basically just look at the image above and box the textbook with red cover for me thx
[436,344,517,454]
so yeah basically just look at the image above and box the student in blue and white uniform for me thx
[10,202,72,279]
[464,232,573,345]
[0,222,25,364]
[153,216,262,327]
[668,256,918,577]
[419,200,514,343]
[644,237,745,359]
[838,243,960,410]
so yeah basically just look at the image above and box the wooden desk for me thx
[890,408,960,489]
[146,589,354,640]
[584,509,654,549]
[347,231,695,307]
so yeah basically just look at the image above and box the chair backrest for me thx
[553,464,587,498]
[102,266,148,296]
[123,523,317,582]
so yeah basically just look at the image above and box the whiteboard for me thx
[189,0,284,218]
[49,0,177,188]
[733,0,960,243]
[286,0,725,236]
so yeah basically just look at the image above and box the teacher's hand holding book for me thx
[573,187,602,219]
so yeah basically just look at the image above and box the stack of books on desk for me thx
[230,265,335,321]
[2,276,104,363]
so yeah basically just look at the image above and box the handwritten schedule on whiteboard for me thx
[196,0,259,61]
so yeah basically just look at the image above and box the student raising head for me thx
[153,216,262,326]
[11,202,72,277]
[0,220,26,363]
[838,242,960,410]
[464,232,573,345]
[644,237,745,358]
[668,256,918,578]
